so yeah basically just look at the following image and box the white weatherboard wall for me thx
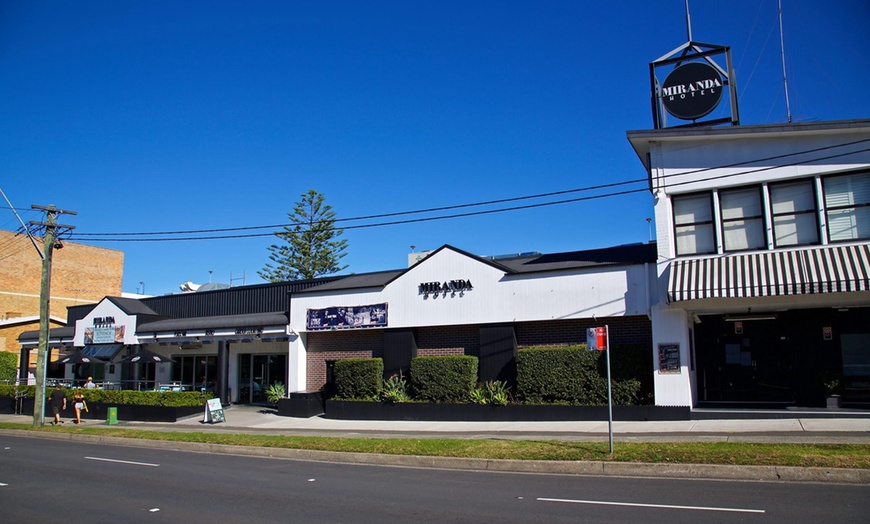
[650,130,870,197]
[290,247,650,331]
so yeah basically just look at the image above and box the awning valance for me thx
[80,344,124,360]
[668,244,870,302]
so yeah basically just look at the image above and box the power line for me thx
[68,138,870,243]
[72,178,648,238]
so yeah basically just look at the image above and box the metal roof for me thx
[495,242,657,274]
[294,270,404,294]
[295,243,657,294]
[137,311,290,333]
[18,326,76,344]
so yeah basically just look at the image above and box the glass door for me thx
[252,355,269,403]
[238,354,286,404]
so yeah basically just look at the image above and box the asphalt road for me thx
[1,434,868,523]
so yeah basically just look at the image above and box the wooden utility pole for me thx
[30,205,76,427]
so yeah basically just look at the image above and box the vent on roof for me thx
[489,251,541,260]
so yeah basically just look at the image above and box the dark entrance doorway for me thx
[237,354,287,404]
[695,315,795,406]
[695,308,870,408]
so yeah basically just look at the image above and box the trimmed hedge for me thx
[608,343,654,405]
[517,345,648,406]
[0,384,210,407]
[410,356,477,403]
[334,358,383,400]
[0,352,17,382]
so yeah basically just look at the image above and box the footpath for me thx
[2,406,869,484]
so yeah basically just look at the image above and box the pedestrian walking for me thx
[84,377,97,389]
[49,384,66,426]
[73,389,87,424]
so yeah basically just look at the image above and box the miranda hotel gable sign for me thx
[419,279,473,298]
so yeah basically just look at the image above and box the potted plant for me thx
[818,371,844,409]
[266,382,286,404]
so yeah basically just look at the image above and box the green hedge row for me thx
[410,356,477,403]
[332,346,652,405]
[0,352,18,382]
[334,358,383,400]
[0,385,210,407]
[516,344,650,405]
[333,356,479,403]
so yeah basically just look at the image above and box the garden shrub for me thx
[470,380,511,405]
[76,388,209,407]
[334,358,383,400]
[0,384,32,397]
[517,346,604,404]
[0,385,208,407]
[380,374,409,403]
[410,356,477,403]
[0,352,18,382]
[606,343,653,404]
[517,344,651,405]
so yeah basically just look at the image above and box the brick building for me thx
[0,229,123,374]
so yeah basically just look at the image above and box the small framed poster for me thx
[658,343,681,374]
[204,398,225,424]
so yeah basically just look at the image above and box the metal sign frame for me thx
[649,41,740,129]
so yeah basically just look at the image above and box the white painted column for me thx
[288,333,307,393]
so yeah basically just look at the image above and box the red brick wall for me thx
[305,330,383,390]
[515,316,652,348]
[415,325,479,357]
[0,230,123,363]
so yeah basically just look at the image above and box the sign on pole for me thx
[587,326,614,453]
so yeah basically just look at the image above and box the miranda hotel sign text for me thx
[419,279,473,297]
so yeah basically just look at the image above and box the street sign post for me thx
[588,325,614,453]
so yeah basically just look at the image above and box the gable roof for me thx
[494,242,657,274]
[105,296,160,316]
[0,315,66,327]
[295,242,657,294]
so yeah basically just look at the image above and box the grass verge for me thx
[2,422,869,469]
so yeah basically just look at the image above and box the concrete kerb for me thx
[2,428,868,485]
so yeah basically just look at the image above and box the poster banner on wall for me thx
[84,326,125,344]
[306,304,388,331]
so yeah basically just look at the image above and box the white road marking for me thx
[538,497,765,514]
[0,482,8,486]
[85,456,160,467]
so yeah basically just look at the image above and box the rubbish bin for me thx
[106,407,118,425]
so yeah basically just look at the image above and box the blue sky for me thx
[2,0,869,297]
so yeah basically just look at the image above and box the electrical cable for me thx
[68,139,870,243]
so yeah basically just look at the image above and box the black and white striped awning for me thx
[668,244,870,302]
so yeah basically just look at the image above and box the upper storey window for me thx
[720,186,765,252]
[770,180,819,247]
[673,193,716,256]
[824,172,870,242]
[671,170,869,258]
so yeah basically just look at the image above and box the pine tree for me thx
[259,190,348,282]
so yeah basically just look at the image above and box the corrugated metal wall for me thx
[142,279,341,318]
[64,278,344,323]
